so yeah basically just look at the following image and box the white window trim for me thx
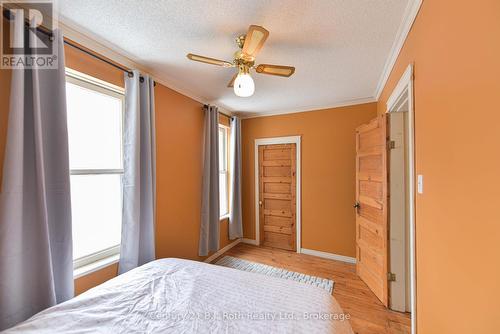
[66,68,125,277]
[73,254,119,279]
[73,245,120,270]
[219,124,230,219]
[70,169,124,175]
[66,67,124,95]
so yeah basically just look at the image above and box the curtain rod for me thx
[65,41,156,86]
[63,40,133,76]
[204,104,235,120]
[2,8,156,85]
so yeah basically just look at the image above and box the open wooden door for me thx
[355,114,389,306]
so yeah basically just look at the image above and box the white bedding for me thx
[5,258,353,333]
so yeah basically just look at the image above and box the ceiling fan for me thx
[186,25,295,97]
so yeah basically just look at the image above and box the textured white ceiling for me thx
[57,0,410,116]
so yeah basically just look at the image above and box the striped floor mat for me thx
[215,255,334,294]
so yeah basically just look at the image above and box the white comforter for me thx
[5,258,353,333]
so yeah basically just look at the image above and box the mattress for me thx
[5,258,353,333]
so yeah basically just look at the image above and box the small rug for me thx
[215,256,334,294]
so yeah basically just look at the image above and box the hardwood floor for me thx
[215,243,410,334]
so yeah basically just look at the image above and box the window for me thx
[65,68,125,270]
[219,125,230,217]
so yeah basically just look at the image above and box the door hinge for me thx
[387,272,396,281]
[388,140,396,149]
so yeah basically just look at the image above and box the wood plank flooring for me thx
[214,243,410,334]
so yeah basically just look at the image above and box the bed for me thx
[5,258,353,333]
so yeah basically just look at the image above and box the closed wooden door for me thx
[258,143,296,251]
[355,115,389,306]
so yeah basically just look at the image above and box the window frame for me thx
[218,124,230,219]
[65,68,125,270]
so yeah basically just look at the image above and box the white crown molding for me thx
[386,64,414,110]
[60,16,237,116]
[208,100,234,117]
[374,0,423,100]
[236,0,422,118]
[300,248,357,264]
[54,0,422,119]
[236,96,377,119]
[203,239,241,263]
[57,16,212,108]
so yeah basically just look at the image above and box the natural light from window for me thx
[66,73,124,264]
[219,125,229,217]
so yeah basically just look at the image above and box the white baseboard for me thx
[241,238,258,245]
[301,248,357,264]
[204,239,241,263]
[237,240,356,264]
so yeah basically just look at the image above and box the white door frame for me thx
[254,136,301,253]
[386,64,416,334]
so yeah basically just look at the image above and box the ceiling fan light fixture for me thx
[186,25,295,97]
[234,71,254,97]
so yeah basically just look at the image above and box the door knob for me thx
[259,201,263,206]
[353,202,360,209]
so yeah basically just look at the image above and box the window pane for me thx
[71,174,122,260]
[219,172,228,216]
[218,127,226,172]
[66,82,122,170]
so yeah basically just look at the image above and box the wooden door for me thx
[258,143,296,251]
[355,115,389,306]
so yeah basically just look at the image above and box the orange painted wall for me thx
[377,1,500,332]
[65,42,124,87]
[74,263,118,295]
[241,104,377,257]
[0,43,231,295]
[154,83,232,261]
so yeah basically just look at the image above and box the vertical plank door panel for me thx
[259,143,296,251]
[355,115,389,306]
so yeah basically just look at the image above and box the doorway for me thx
[355,64,416,333]
[388,95,411,313]
[255,136,301,252]
[386,65,416,333]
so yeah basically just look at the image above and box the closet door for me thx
[258,144,296,251]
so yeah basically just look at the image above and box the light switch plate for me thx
[417,175,424,194]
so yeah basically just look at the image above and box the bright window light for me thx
[219,125,230,217]
[65,70,124,268]
[66,82,122,170]
[70,174,122,259]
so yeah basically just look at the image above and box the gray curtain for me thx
[119,72,156,274]
[229,116,243,239]
[0,27,73,330]
[199,105,220,256]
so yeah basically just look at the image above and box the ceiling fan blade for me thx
[242,25,269,59]
[227,72,238,88]
[255,64,295,77]
[186,53,233,67]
